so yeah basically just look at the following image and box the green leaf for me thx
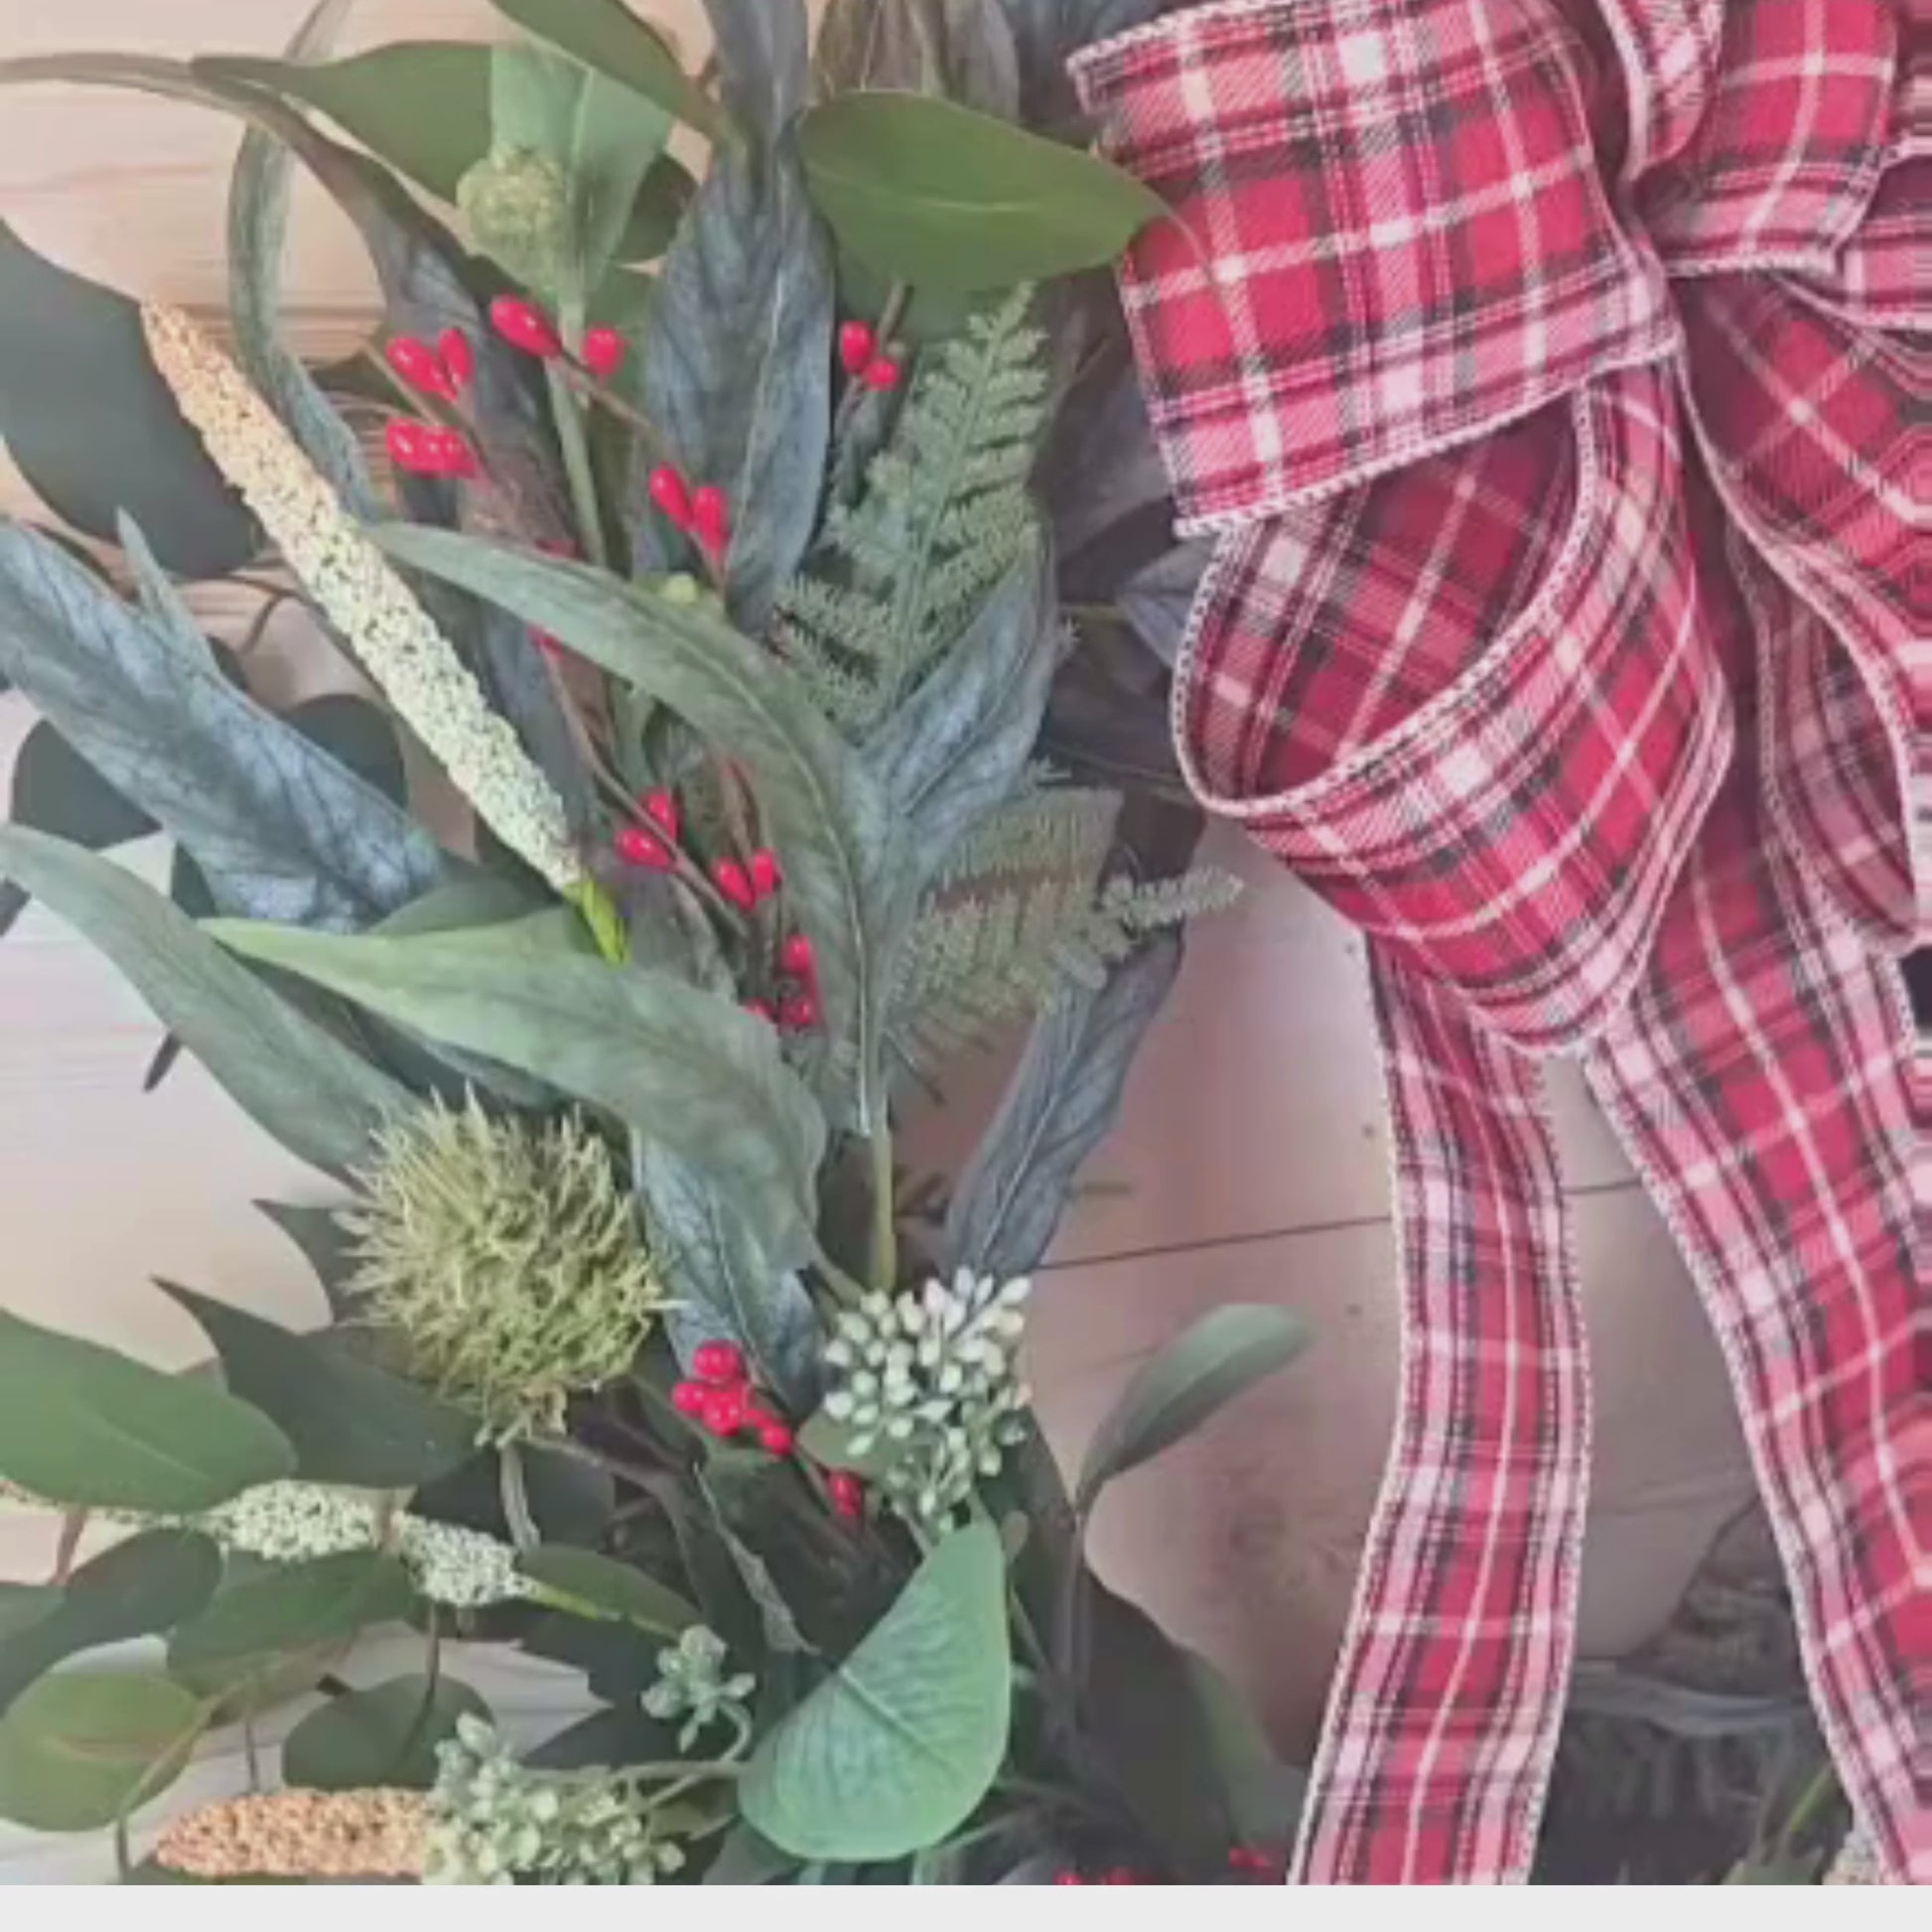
[0,1310,292,1514]
[0,719,154,940]
[796,92,1166,291]
[157,1284,476,1490]
[485,0,724,142]
[742,1521,1010,1860]
[1074,1305,1311,1512]
[207,910,828,1268]
[0,1670,205,1831]
[0,828,412,1174]
[169,1553,413,1682]
[0,1587,59,1647]
[253,1200,358,1319]
[942,933,1180,1279]
[0,521,448,927]
[282,1672,487,1791]
[703,1818,801,1886]
[284,693,407,804]
[703,0,810,132]
[517,1546,698,1637]
[524,1703,680,1771]
[372,530,920,1132]
[0,220,257,575]
[1180,1650,1304,1852]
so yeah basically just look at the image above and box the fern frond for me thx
[938,787,1121,887]
[777,288,1052,733]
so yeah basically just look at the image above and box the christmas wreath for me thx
[0,0,1307,1886]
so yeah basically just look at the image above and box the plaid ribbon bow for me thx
[1071,0,1926,1885]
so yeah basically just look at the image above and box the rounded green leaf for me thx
[741,1521,1011,1860]
[1075,1305,1311,1512]
[0,1670,205,1831]
[0,1310,293,1514]
[282,1672,488,1792]
[485,0,723,141]
[169,1553,413,1684]
[517,1546,699,1637]
[796,93,1168,292]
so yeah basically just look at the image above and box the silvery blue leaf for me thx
[703,0,809,133]
[1117,540,1210,666]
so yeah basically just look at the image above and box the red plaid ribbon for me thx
[1072,0,1927,1885]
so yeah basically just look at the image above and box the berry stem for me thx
[546,355,610,571]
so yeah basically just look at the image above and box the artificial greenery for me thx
[0,0,1308,1889]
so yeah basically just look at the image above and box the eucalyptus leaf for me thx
[485,0,724,141]
[228,0,377,518]
[741,1522,1010,1859]
[169,1553,414,1680]
[1075,1305,1311,1512]
[373,529,920,1132]
[631,138,833,631]
[0,521,446,927]
[282,1672,487,1792]
[638,1141,823,1410]
[0,1671,204,1832]
[797,93,1166,291]
[517,1547,698,1637]
[0,827,412,1174]
[157,1283,476,1491]
[942,932,1180,1278]
[0,1309,293,1515]
[207,910,827,1267]
[0,720,154,940]
[0,220,257,575]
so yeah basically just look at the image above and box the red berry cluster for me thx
[646,464,730,565]
[1226,1847,1284,1881]
[837,320,902,392]
[383,328,480,479]
[1053,1866,1147,1885]
[487,296,625,379]
[670,1341,794,1454]
[825,1469,865,1521]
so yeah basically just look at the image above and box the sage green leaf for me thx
[228,0,377,518]
[942,934,1180,1279]
[0,523,447,927]
[0,720,154,940]
[0,1587,58,1647]
[797,93,1166,291]
[169,1553,413,1681]
[371,531,918,1131]
[0,828,412,1174]
[282,1672,488,1792]
[0,1671,205,1832]
[1180,1649,1304,1851]
[207,911,827,1265]
[485,0,724,142]
[741,1521,1010,1859]
[1074,1305,1311,1512]
[0,220,256,575]
[157,1284,476,1491]
[637,1140,822,1409]
[0,1310,293,1514]
[630,139,833,631]
[518,1547,698,1637]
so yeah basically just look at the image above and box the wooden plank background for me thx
[0,3,1758,1870]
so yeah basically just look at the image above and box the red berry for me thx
[426,427,478,478]
[758,1421,795,1455]
[779,932,815,979]
[838,319,877,376]
[778,990,819,1032]
[438,326,474,389]
[647,465,694,530]
[384,420,438,474]
[742,998,776,1025]
[671,1380,709,1417]
[1101,1866,1140,1885]
[860,353,902,392]
[581,326,625,379]
[1052,1871,1084,1887]
[614,825,675,872]
[827,1470,864,1519]
[691,484,730,561]
[714,859,756,911]
[532,628,563,658]
[701,1388,746,1437]
[385,336,455,399]
[640,788,680,843]
[748,848,782,901]
[488,295,562,357]
[692,1340,746,1386]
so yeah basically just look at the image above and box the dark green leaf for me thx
[284,693,407,803]
[517,1546,698,1636]
[637,1141,823,1414]
[1041,357,1168,563]
[694,1471,813,1658]
[169,1553,413,1680]
[0,828,412,1174]
[704,1818,802,1885]
[0,1309,292,1514]
[0,720,154,940]
[942,933,1180,1277]
[282,1672,487,1791]
[631,140,833,631]
[1117,541,1209,666]
[0,221,256,575]
[157,1284,475,1490]
[702,0,808,131]
[525,1703,680,1771]
[485,0,724,141]
[0,522,447,927]
[372,531,919,1133]
[0,1587,58,1647]
[1180,1650,1303,1852]
[254,1200,358,1318]
[999,0,1162,126]
[0,1670,204,1831]
[1075,1305,1311,1511]
[742,1522,1010,1859]
[797,93,1166,291]
[207,910,828,1269]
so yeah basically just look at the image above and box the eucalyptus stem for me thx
[546,358,609,571]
